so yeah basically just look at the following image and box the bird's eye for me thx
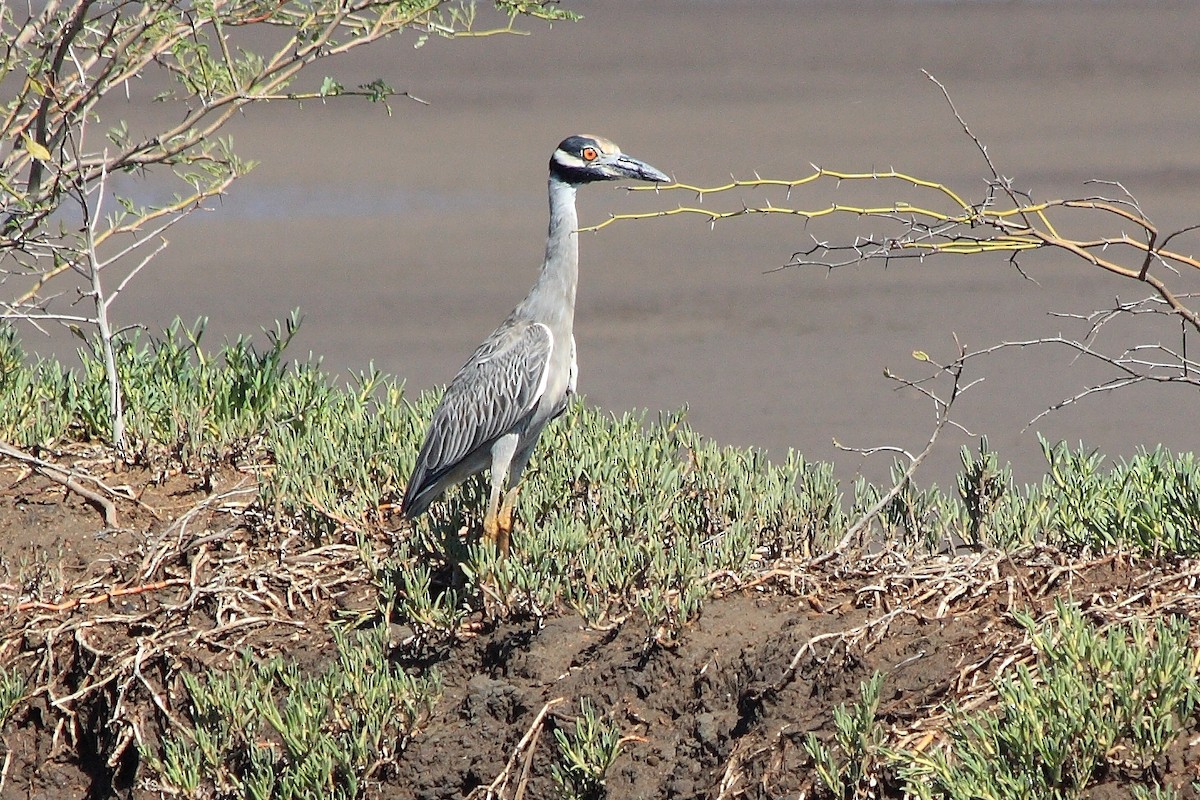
[581,147,598,161]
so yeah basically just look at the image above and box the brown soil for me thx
[1,457,1198,799]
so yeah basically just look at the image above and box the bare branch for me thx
[814,344,976,563]
[0,441,122,526]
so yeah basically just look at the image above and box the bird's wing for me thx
[408,320,554,493]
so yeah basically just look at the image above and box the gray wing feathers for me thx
[405,321,553,505]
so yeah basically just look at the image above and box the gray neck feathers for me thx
[517,175,579,328]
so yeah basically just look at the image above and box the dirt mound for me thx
[1,460,1197,799]
[395,553,1199,799]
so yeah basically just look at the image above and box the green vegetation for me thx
[1133,786,1188,800]
[551,699,625,800]
[798,606,1200,800]
[3,320,1200,619]
[7,320,1198,544]
[460,407,842,641]
[0,665,25,730]
[869,435,1200,558]
[0,326,76,448]
[2,320,1199,797]
[804,671,887,799]
[896,603,1200,800]
[1041,438,1200,557]
[151,626,440,799]
[0,0,576,459]
[5,10,1196,790]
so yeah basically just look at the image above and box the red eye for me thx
[581,147,598,161]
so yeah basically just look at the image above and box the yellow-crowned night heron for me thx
[402,135,670,553]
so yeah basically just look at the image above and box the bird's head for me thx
[549,135,671,186]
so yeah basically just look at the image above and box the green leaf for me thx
[22,134,51,162]
[318,76,343,97]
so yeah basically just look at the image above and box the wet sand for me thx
[40,1,1200,487]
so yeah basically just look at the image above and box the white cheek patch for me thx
[554,152,587,170]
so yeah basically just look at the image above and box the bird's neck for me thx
[519,175,579,328]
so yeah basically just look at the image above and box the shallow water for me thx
[19,0,1200,489]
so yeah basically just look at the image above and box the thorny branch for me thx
[608,167,1200,334]
[590,74,1199,467]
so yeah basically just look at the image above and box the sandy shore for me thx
[36,0,1200,486]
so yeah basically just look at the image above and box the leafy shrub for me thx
[1041,438,1200,556]
[447,405,844,639]
[7,317,1200,645]
[897,603,1200,800]
[804,671,888,799]
[0,327,73,447]
[0,665,25,730]
[552,698,624,800]
[151,625,440,799]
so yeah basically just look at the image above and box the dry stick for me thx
[811,424,941,566]
[924,71,1003,191]
[512,719,544,800]
[772,549,1026,706]
[5,527,366,765]
[715,739,747,800]
[814,344,972,564]
[0,441,119,526]
[714,729,782,800]
[477,697,565,800]
[930,68,1200,333]
[75,155,127,456]
[13,578,189,613]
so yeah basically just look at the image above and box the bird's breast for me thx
[534,329,575,422]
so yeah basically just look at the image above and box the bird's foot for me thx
[483,511,501,551]
[494,515,511,557]
[495,486,521,556]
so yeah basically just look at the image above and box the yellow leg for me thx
[496,485,521,556]
[482,485,502,549]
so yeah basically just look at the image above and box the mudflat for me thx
[56,0,1200,485]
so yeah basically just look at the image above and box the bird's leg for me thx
[496,485,521,556]
[483,482,504,550]
[483,436,519,555]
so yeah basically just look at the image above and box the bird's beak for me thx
[609,153,672,184]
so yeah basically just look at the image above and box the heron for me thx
[401,135,671,554]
